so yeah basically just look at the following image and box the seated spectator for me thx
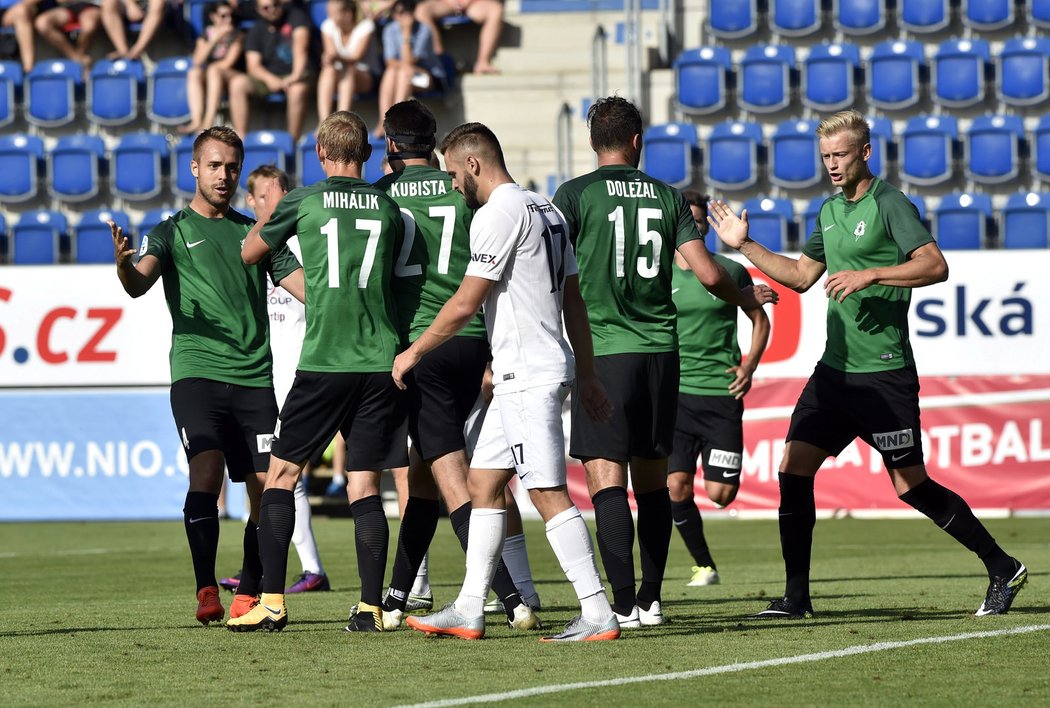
[99,0,165,60]
[180,0,244,134]
[375,0,443,137]
[227,0,315,141]
[415,0,501,74]
[316,0,381,122]
[2,0,39,73]
[34,0,102,72]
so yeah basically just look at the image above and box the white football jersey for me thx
[465,183,578,393]
[267,236,305,407]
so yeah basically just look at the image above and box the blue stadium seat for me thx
[0,133,44,203]
[310,0,328,27]
[642,122,699,189]
[26,59,82,127]
[868,40,925,110]
[185,0,214,37]
[770,0,821,36]
[961,0,1013,30]
[932,38,990,108]
[867,116,893,179]
[900,115,957,186]
[297,133,324,187]
[770,119,822,189]
[739,44,795,114]
[1002,192,1050,249]
[1034,0,1050,27]
[48,134,106,203]
[800,195,829,243]
[742,198,793,252]
[112,133,169,201]
[705,120,763,191]
[148,56,192,126]
[138,208,177,238]
[965,115,1024,185]
[172,133,196,199]
[75,209,131,263]
[241,130,295,190]
[0,60,22,129]
[898,0,950,33]
[0,212,6,261]
[674,46,732,115]
[833,0,886,35]
[88,58,144,126]
[363,136,387,183]
[12,210,66,264]
[709,0,759,39]
[802,43,860,111]
[1034,115,1050,183]
[997,38,1050,107]
[934,193,992,250]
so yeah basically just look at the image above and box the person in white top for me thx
[392,122,620,642]
[317,0,383,122]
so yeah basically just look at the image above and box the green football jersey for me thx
[373,164,486,342]
[260,176,404,373]
[673,255,753,396]
[142,206,300,386]
[802,178,934,373]
[553,164,701,356]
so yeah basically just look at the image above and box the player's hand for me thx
[707,199,750,250]
[824,269,874,302]
[480,364,494,404]
[740,283,778,308]
[577,373,613,423]
[110,219,135,267]
[391,348,420,390]
[255,178,288,224]
[726,364,755,399]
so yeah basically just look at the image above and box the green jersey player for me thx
[711,109,1027,619]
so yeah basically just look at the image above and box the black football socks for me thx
[183,491,220,591]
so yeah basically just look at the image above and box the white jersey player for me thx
[391,122,620,642]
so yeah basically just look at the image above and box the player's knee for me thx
[706,482,738,507]
[666,472,693,502]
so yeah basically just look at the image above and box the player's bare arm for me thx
[728,303,771,399]
[276,268,306,303]
[111,219,160,298]
[562,274,613,423]
[392,274,493,389]
[678,238,779,309]
[824,241,949,302]
[708,199,826,293]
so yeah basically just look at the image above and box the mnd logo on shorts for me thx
[257,434,273,453]
[873,428,913,451]
[709,449,741,469]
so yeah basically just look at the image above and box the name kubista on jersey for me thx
[373,164,485,343]
[804,178,934,374]
[260,175,404,373]
[142,207,300,386]
[552,164,701,356]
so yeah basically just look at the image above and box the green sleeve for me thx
[268,244,301,283]
[673,191,701,249]
[551,185,580,247]
[142,219,172,264]
[879,190,935,256]
[801,223,826,263]
[260,189,305,252]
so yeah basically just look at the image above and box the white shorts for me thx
[470,381,571,490]
[463,392,487,459]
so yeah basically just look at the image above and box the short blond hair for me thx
[317,110,370,165]
[246,164,289,196]
[816,109,870,149]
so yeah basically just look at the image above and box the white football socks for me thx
[455,508,507,618]
[545,506,612,623]
[291,474,324,575]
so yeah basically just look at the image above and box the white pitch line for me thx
[395,624,1050,708]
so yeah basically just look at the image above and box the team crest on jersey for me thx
[853,221,867,241]
[139,235,149,256]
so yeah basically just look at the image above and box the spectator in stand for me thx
[30,0,102,72]
[374,0,443,137]
[99,0,165,60]
[2,0,41,73]
[227,0,315,141]
[180,0,245,135]
[316,0,382,123]
[415,0,501,74]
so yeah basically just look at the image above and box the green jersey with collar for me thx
[141,206,300,386]
[803,178,934,373]
[373,164,486,342]
[260,175,404,373]
[673,255,752,396]
[552,164,702,356]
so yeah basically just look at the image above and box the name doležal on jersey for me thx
[388,180,448,198]
[322,192,381,210]
[606,180,657,199]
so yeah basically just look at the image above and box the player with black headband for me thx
[373,100,541,632]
